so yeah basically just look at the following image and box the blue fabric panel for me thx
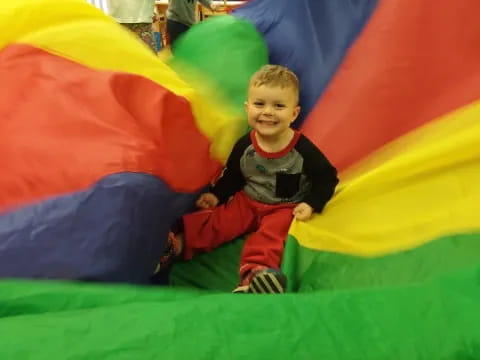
[233,0,379,127]
[0,173,197,284]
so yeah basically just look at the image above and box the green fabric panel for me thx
[1,265,480,359]
[170,233,480,293]
[169,15,268,116]
[170,238,244,291]
[292,232,480,292]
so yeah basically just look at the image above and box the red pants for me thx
[182,191,295,281]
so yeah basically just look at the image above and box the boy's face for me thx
[245,85,300,139]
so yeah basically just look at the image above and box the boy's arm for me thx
[297,135,339,213]
[210,135,249,203]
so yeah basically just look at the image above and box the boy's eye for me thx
[254,102,264,106]
[275,104,286,108]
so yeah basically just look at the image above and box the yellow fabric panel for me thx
[290,100,480,256]
[0,0,242,163]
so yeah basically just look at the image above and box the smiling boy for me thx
[163,65,338,293]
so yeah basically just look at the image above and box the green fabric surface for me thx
[1,264,480,359]
[170,233,480,292]
[170,238,244,291]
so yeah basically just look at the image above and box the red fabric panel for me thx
[0,44,221,210]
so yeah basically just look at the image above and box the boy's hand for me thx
[293,202,314,221]
[196,193,219,209]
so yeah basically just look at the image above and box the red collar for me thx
[250,130,301,159]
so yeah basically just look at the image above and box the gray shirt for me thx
[167,0,213,27]
[211,131,339,212]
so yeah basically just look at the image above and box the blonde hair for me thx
[249,65,300,102]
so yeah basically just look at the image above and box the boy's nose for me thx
[262,106,274,115]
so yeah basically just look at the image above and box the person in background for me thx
[86,0,157,52]
[166,0,216,50]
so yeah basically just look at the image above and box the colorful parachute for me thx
[0,0,266,282]
[1,0,480,358]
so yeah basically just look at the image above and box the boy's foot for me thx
[249,268,287,294]
[232,268,287,294]
[153,231,184,274]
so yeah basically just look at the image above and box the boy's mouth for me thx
[256,119,279,126]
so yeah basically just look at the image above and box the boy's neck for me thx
[254,128,295,153]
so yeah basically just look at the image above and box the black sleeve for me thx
[210,134,250,203]
[296,134,339,213]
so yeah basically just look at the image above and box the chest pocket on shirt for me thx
[275,173,301,198]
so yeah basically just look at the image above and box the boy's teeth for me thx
[259,120,277,124]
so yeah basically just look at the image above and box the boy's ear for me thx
[292,106,301,122]
[244,101,248,112]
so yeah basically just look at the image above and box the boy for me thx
[161,65,338,293]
